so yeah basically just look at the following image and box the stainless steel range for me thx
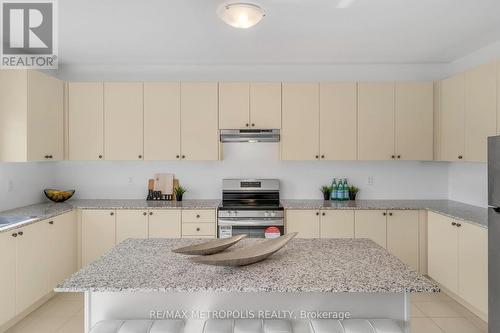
[218,179,284,238]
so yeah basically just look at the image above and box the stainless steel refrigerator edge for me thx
[488,136,500,333]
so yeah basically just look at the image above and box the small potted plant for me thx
[348,185,359,201]
[174,186,186,201]
[320,185,333,201]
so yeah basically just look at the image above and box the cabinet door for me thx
[319,83,357,160]
[357,83,395,160]
[219,82,249,129]
[0,230,16,326]
[181,83,219,160]
[286,210,320,238]
[250,82,281,129]
[47,212,76,289]
[440,74,465,161]
[116,210,149,244]
[68,82,104,160]
[144,82,181,160]
[16,221,48,313]
[27,71,64,161]
[82,210,116,266]
[387,210,419,271]
[0,70,28,162]
[104,83,144,160]
[281,83,320,160]
[465,62,497,162]
[498,60,500,134]
[428,212,459,293]
[458,222,488,315]
[354,210,387,248]
[395,82,434,161]
[148,210,181,238]
[320,210,354,238]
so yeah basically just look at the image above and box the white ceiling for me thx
[59,0,500,67]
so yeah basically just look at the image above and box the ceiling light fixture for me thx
[217,3,265,29]
[337,0,356,9]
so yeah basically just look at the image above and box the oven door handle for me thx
[218,219,284,226]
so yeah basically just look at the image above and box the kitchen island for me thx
[56,238,438,333]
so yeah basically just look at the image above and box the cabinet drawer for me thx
[182,223,215,236]
[181,209,215,223]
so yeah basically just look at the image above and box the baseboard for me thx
[0,292,55,333]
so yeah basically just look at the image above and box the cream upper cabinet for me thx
[148,210,182,238]
[395,82,434,161]
[428,211,459,294]
[440,73,465,161]
[464,62,497,162]
[458,222,488,316]
[219,82,250,129]
[354,210,387,248]
[180,82,219,160]
[104,82,144,160]
[498,60,500,134]
[47,212,76,289]
[144,82,181,161]
[82,209,116,266]
[281,83,320,160]
[68,82,104,161]
[16,221,48,314]
[250,82,282,129]
[0,70,63,162]
[0,230,16,326]
[116,210,149,244]
[357,83,395,160]
[286,210,320,238]
[387,210,419,271]
[319,83,357,160]
[320,210,355,238]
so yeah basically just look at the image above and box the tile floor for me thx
[5,292,488,333]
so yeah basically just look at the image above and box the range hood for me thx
[220,129,280,143]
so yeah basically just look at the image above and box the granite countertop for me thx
[281,199,488,228]
[0,199,488,233]
[55,238,439,293]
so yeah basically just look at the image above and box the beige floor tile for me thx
[410,292,450,303]
[432,317,483,333]
[56,315,84,333]
[411,304,425,317]
[413,301,462,318]
[6,315,69,333]
[53,292,84,302]
[410,318,444,333]
[30,299,83,318]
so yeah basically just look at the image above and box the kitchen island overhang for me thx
[56,238,439,333]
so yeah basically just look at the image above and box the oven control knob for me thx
[270,211,276,217]
[264,211,270,217]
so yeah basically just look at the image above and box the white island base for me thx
[84,291,410,333]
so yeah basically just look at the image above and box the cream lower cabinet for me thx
[148,210,182,238]
[320,210,355,238]
[428,211,488,318]
[115,210,149,244]
[16,221,49,314]
[386,210,419,271]
[47,212,76,290]
[354,210,387,248]
[285,210,320,238]
[0,230,16,326]
[82,210,116,266]
[181,209,216,238]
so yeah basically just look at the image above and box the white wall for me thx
[448,162,488,208]
[0,162,58,211]
[53,144,448,200]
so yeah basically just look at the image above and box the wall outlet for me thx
[367,176,374,185]
[7,180,14,192]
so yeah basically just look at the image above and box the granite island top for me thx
[0,199,487,232]
[55,238,439,293]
